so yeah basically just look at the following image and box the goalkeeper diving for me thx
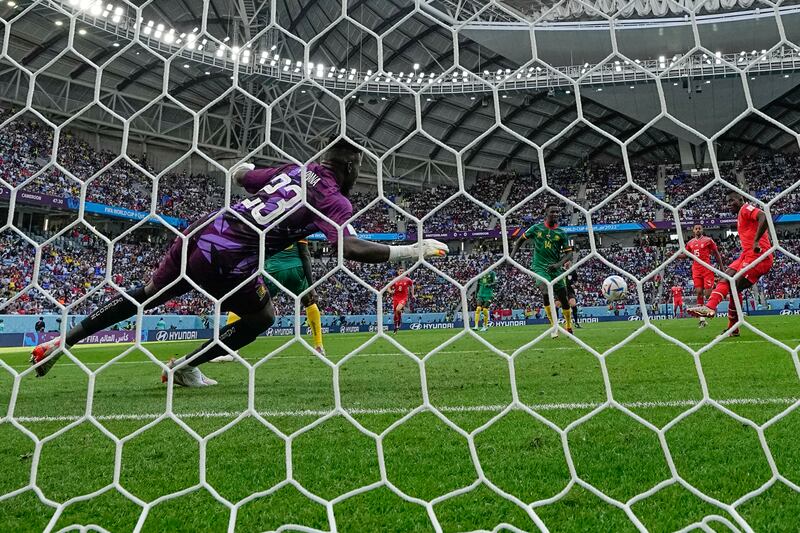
[30,139,449,387]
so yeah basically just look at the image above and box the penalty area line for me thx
[7,397,798,424]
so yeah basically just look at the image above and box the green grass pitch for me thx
[1,316,799,532]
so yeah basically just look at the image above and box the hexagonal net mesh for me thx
[1,0,800,531]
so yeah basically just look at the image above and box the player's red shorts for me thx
[673,299,684,307]
[729,253,774,284]
[692,268,715,290]
[393,297,408,310]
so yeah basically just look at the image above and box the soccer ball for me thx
[602,275,628,302]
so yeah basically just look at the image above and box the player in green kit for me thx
[511,204,575,337]
[223,240,325,356]
[474,270,497,332]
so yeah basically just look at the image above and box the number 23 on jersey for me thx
[241,173,302,225]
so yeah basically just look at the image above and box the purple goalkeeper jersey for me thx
[194,163,354,276]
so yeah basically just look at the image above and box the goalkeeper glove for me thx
[231,162,255,184]
[388,239,448,262]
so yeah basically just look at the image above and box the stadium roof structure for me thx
[0,0,799,184]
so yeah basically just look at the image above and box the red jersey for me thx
[670,286,684,300]
[686,236,718,271]
[737,203,771,256]
[392,277,413,300]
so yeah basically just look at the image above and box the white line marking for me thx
[4,338,800,369]
[5,397,797,423]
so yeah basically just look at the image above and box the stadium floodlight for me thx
[55,20,63,26]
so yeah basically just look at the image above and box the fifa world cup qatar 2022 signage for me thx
[304,213,800,242]
[0,188,188,228]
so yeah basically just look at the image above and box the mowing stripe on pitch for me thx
[5,337,800,368]
[7,397,798,423]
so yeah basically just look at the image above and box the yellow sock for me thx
[483,308,490,326]
[226,312,240,325]
[306,303,323,349]
[544,305,554,325]
[563,308,572,330]
[474,307,482,326]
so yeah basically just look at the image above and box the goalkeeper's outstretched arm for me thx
[343,236,448,264]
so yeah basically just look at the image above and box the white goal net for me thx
[1,0,800,531]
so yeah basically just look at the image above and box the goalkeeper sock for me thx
[483,308,490,326]
[306,304,323,349]
[544,305,554,325]
[66,286,149,347]
[182,320,263,367]
[474,307,482,326]
[563,308,572,330]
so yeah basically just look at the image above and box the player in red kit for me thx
[688,191,774,336]
[670,285,685,318]
[390,267,414,334]
[685,224,724,328]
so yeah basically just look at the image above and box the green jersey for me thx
[477,271,497,296]
[266,241,304,272]
[523,223,571,271]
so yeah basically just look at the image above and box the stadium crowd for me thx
[582,163,660,223]
[0,230,210,316]
[664,154,800,220]
[741,153,800,214]
[3,226,800,320]
[5,109,800,233]
[4,111,800,321]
